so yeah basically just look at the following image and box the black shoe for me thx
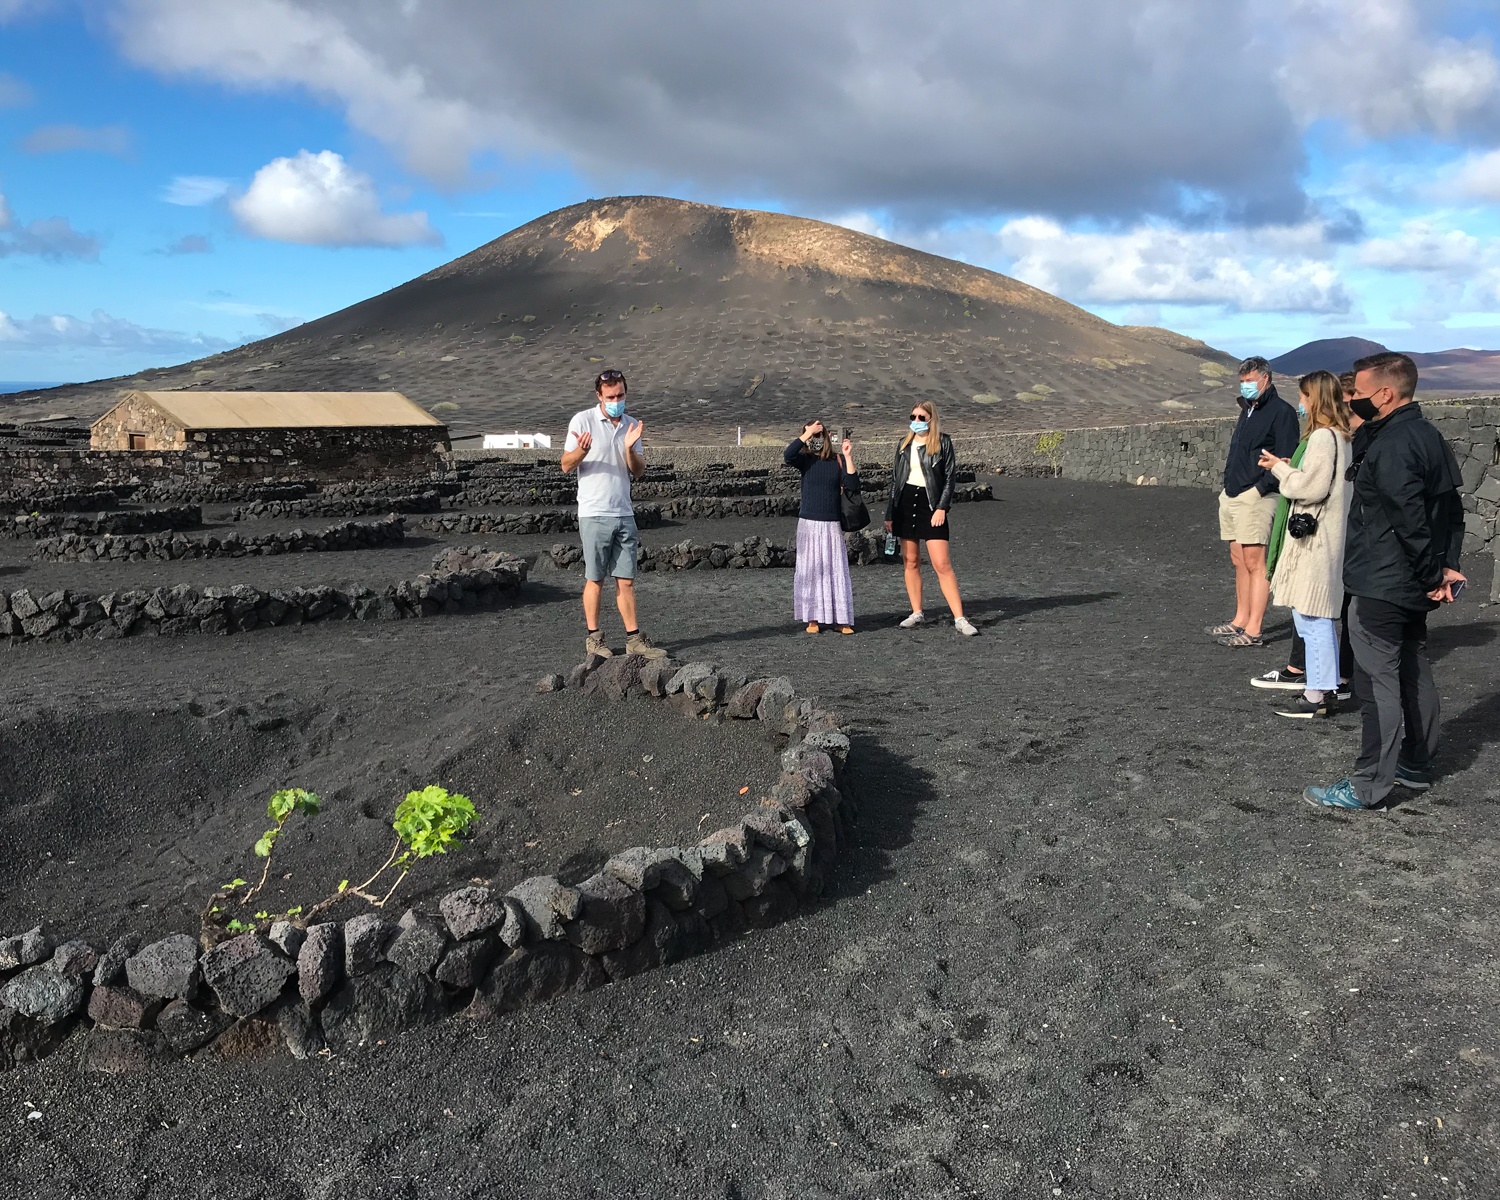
[1275,693,1336,720]
[1394,763,1432,791]
[1335,681,1352,702]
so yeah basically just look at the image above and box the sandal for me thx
[805,622,820,634]
[1218,631,1265,648]
[837,626,854,635]
[1206,622,1244,637]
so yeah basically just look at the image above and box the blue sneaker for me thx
[1303,779,1366,810]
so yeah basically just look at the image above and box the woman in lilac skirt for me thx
[785,420,859,634]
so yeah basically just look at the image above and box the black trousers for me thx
[1348,596,1440,807]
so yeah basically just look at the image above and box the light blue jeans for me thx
[1292,610,1338,692]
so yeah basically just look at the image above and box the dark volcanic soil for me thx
[3,477,1499,1200]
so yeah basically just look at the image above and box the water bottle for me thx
[883,531,899,557]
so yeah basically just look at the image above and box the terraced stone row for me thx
[30,516,408,563]
[0,660,852,1073]
[230,492,444,520]
[0,506,201,539]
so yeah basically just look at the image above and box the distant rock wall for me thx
[0,506,202,540]
[30,516,407,563]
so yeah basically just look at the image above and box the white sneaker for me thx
[899,611,928,628]
[954,616,979,636]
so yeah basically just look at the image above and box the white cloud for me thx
[0,71,32,107]
[0,190,101,260]
[20,123,133,156]
[162,175,231,205]
[1276,0,1500,136]
[1452,149,1500,202]
[991,217,1350,314]
[229,149,440,247]
[0,308,232,354]
[1357,220,1481,273]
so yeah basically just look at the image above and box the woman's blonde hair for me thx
[899,400,943,456]
[1299,370,1351,438]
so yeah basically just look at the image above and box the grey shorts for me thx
[579,515,639,581]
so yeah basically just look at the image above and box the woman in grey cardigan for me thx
[1257,370,1353,719]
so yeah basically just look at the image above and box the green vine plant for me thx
[245,788,322,900]
[1033,430,1066,477]
[308,786,477,916]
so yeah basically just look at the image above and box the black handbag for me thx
[840,486,871,533]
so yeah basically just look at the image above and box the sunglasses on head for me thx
[594,369,625,387]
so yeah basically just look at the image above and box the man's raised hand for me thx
[573,430,593,453]
[624,419,644,449]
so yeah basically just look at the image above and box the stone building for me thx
[90,391,449,478]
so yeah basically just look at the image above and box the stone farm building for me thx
[91,391,450,478]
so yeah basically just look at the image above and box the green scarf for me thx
[1265,437,1308,579]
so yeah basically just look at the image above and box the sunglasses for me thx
[594,369,625,387]
[909,413,929,421]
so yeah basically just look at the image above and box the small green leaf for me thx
[225,918,254,933]
[253,830,277,858]
[254,910,270,919]
[285,905,303,916]
[338,879,349,893]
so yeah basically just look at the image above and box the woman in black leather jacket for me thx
[883,400,978,635]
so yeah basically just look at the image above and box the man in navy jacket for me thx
[1208,356,1300,648]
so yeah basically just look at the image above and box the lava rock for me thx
[565,873,647,955]
[320,963,441,1052]
[124,934,200,1000]
[756,677,796,722]
[725,679,770,719]
[506,875,583,941]
[275,1000,324,1060]
[648,855,702,911]
[0,966,85,1025]
[473,943,595,1016]
[48,939,98,979]
[201,933,296,1017]
[298,923,343,1007]
[81,1028,169,1074]
[0,925,52,970]
[535,673,565,693]
[601,901,681,982]
[802,729,851,764]
[434,936,502,990]
[743,878,800,927]
[722,847,789,901]
[602,846,667,892]
[386,913,450,976]
[87,985,163,1031]
[268,921,305,959]
[156,1000,232,1055]
[439,886,506,942]
[343,913,395,976]
[638,658,677,697]
[666,661,715,696]
[212,1017,283,1061]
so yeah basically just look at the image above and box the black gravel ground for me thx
[2,477,1498,1200]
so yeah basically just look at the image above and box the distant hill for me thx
[0,196,1241,438]
[1273,337,1500,395]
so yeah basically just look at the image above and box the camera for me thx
[1287,512,1319,539]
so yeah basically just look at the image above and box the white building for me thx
[482,432,552,450]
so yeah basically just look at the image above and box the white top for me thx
[908,440,924,484]
[566,406,643,518]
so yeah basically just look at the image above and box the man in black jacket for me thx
[1304,352,1466,811]
[1209,356,1301,648]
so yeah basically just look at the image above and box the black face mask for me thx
[1349,396,1380,422]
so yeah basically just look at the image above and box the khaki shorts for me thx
[1218,488,1277,545]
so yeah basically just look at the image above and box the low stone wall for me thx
[230,492,444,521]
[418,506,667,537]
[0,558,526,643]
[526,531,892,573]
[1,489,121,513]
[0,660,852,1072]
[30,516,407,563]
[133,481,315,505]
[0,506,201,539]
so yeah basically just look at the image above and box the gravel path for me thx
[2,477,1497,1199]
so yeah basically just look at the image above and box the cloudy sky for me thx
[2,0,1499,383]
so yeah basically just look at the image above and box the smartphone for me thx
[841,427,853,442]
[1449,579,1466,601]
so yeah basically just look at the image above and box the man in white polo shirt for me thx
[560,369,668,661]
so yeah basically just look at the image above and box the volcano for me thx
[5,197,1241,440]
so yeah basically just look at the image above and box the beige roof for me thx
[119,391,444,430]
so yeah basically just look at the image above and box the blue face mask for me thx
[1297,403,1307,418]
[909,420,930,434]
[604,399,626,419]
[1239,381,1261,401]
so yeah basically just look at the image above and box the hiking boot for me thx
[1394,763,1433,791]
[625,631,668,660]
[1251,669,1308,690]
[899,611,928,629]
[1275,692,1336,719]
[954,616,979,636]
[584,631,614,660]
[1302,779,1367,810]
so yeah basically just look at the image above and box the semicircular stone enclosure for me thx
[0,654,854,1073]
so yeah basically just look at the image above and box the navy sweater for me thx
[785,439,860,522]
[1224,384,1300,497]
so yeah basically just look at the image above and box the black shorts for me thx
[893,484,950,542]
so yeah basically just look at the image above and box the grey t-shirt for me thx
[566,406,642,518]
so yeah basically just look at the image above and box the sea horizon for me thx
[0,381,69,395]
